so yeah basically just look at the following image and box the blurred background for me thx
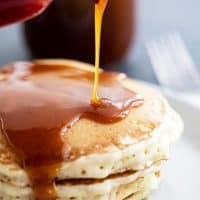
[0,0,199,84]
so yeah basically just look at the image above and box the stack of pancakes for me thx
[0,60,183,200]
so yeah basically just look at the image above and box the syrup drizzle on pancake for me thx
[0,62,143,199]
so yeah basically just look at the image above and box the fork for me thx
[146,33,200,107]
[146,33,200,91]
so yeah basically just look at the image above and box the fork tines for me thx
[146,33,200,91]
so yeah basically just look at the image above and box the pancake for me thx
[0,161,163,199]
[0,59,183,200]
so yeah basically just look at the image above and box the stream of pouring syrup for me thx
[92,0,108,104]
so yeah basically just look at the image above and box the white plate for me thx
[150,90,200,199]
